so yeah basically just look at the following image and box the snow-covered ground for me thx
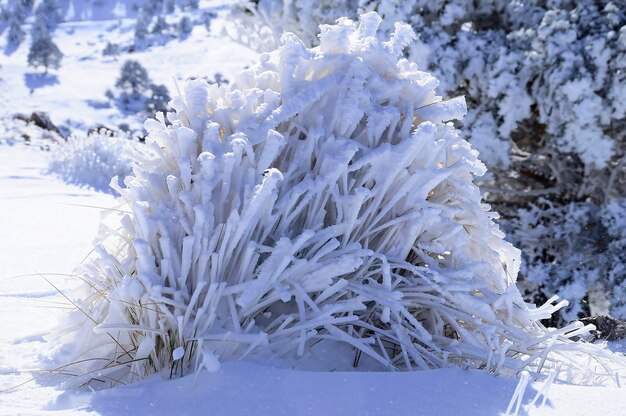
[1,2,625,415]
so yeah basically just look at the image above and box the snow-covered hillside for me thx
[0,0,257,134]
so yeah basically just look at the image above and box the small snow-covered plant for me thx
[57,13,625,388]
[47,130,136,194]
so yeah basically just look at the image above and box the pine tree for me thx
[12,0,32,23]
[27,34,63,74]
[115,60,150,96]
[177,16,192,37]
[151,16,168,35]
[134,10,150,46]
[34,0,61,31]
[30,15,49,41]
[7,19,25,45]
[144,83,170,114]
[102,42,120,57]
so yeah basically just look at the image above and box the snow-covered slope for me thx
[0,2,257,134]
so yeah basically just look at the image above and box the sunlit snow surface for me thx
[0,0,625,413]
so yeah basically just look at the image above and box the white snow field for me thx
[0,1,257,135]
[1,1,625,415]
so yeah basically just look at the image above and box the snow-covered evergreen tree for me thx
[115,60,150,96]
[102,42,120,57]
[7,18,25,45]
[33,0,62,31]
[177,16,192,37]
[151,16,169,35]
[144,83,170,114]
[56,13,624,388]
[133,10,150,47]
[27,34,63,74]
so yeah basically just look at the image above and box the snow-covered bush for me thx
[230,0,626,322]
[47,130,136,194]
[232,0,625,180]
[599,200,626,318]
[506,198,626,323]
[56,14,624,388]
[506,201,604,323]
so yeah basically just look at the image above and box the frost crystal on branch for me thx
[57,12,625,387]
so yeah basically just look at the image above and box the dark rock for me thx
[29,111,63,137]
[580,316,626,341]
[13,113,31,122]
